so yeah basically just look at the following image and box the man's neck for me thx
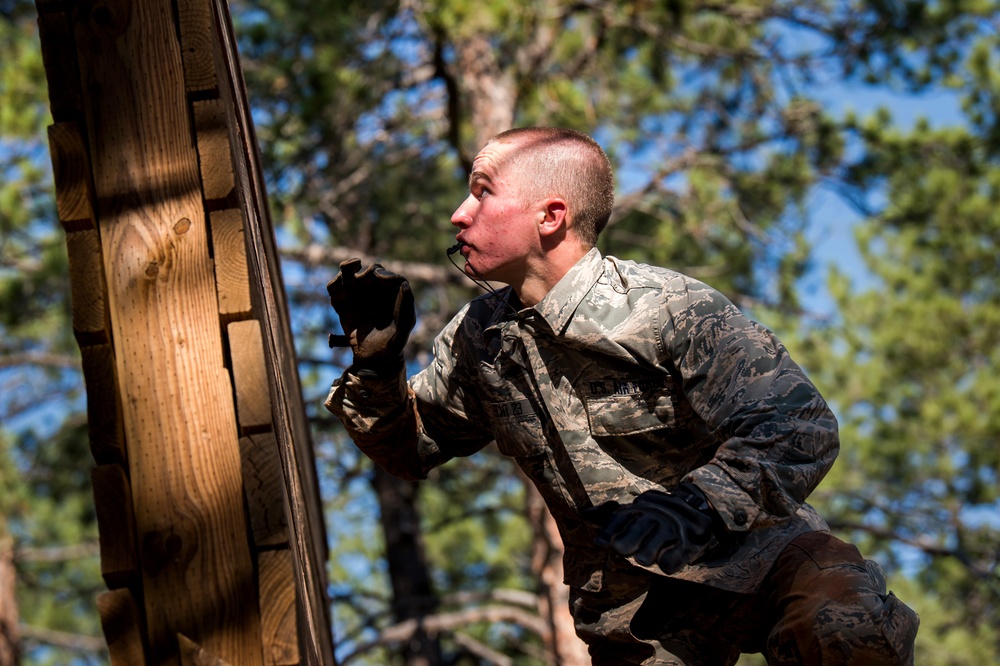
[514,244,591,307]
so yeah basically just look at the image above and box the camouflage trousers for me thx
[570,531,919,665]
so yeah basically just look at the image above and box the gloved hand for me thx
[327,258,415,377]
[588,484,718,574]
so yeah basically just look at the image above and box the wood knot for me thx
[92,5,112,27]
[86,0,131,35]
[145,261,159,279]
[174,218,191,235]
[141,529,188,577]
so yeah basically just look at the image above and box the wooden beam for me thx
[47,122,95,230]
[194,99,235,202]
[258,549,300,666]
[176,0,219,95]
[209,3,336,662]
[98,587,147,666]
[229,319,272,431]
[92,464,138,589]
[71,1,262,663]
[80,344,127,465]
[178,634,233,666]
[240,433,289,548]
[64,228,109,345]
[210,208,252,320]
[36,10,84,123]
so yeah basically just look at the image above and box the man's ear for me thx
[538,197,568,237]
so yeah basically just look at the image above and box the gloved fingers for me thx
[656,532,713,574]
[632,489,716,534]
[355,261,405,289]
[625,514,682,567]
[393,280,417,338]
[594,508,639,547]
[601,511,667,556]
[581,501,622,528]
[655,546,688,574]
[340,257,363,277]
[327,257,364,305]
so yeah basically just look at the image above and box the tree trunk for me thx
[0,536,19,666]
[371,466,444,666]
[524,481,590,666]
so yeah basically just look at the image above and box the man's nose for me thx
[450,196,475,227]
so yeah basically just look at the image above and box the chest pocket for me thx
[478,363,548,458]
[584,377,677,436]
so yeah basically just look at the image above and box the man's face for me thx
[450,139,540,285]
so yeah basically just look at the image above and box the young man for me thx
[325,127,919,664]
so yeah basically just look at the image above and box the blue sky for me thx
[800,83,966,315]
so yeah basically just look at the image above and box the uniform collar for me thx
[531,247,604,336]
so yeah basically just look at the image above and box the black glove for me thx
[327,258,415,377]
[589,484,718,574]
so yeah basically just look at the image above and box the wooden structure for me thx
[35,1,336,663]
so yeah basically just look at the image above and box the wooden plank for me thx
[98,588,147,666]
[258,550,300,666]
[209,3,336,662]
[71,2,262,663]
[193,99,235,202]
[210,208,252,318]
[176,0,219,94]
[91,465,138,590]
[240,433,288,547]
[48,122,96,230]
[178,634,234,666]
[65,228,109,344]
[36,10,84,123]
[229,319,273,430]
[81,344,126,465]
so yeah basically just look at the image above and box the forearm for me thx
[325,368,429,481]
[687,396,839,531]
[663,280,840,531]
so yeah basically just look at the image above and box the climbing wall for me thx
[34,1,335,663]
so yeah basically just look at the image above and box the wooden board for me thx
[258,549,300,665]
[98,588,147,666]
[210,208,252,319]
[71,1,262,662]
[209,2,335,663]
[240,433,289,548]
[229,319,272,431]
[64,228,109,344]
[194,99,235,202]
[80,344,127,465]
[92,464,138,588]
[47,121,95,230]
[176,0,219,94]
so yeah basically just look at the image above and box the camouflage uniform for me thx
[327,248,918,664]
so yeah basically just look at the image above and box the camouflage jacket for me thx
[326,248,836,594]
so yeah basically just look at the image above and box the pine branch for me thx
[453,632,513,666]
[18,624,106,653]
[0,351,80,370]
[14,542,100,563]
[339,604,547,664]
[280,245,468,286]
[828,520,998,584]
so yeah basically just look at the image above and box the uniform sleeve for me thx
[660,279,839,532]
[325,305,494,481]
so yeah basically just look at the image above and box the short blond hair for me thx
[488,127,614,247]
